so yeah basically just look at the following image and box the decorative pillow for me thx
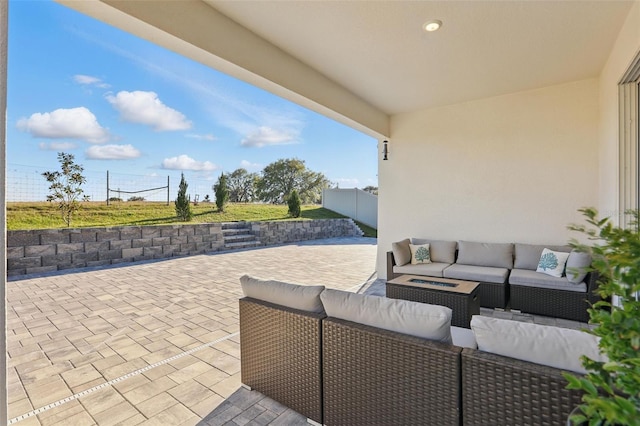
[566,250,592,283]
[536,248,570,278]
[411,239,457,263]
[320,288,452,343]
[391,238,412,266]
[410,243,431,264]
[514,243,571,270]
[471,316,605,374]
[239,275,325,313]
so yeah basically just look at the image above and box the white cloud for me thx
[67,29,306,144]
[185,133,216,141]
[86,144,141,160]
[106,90,192,131]
[38,141,78,151]
[17,107,109,143]
[74,74,110,88]
[241,126,298,147]
[161,154,217,171]
[240,160,262,171]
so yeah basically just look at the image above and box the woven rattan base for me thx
[239,298,324,424]
[462,348,583,425]
[323,318,462,425]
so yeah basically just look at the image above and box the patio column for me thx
[0,1,7,424]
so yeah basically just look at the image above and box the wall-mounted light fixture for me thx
[382,140,389,160]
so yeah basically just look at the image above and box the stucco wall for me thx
[7,219,362,277]
[598,1,640,220]
[378,79,599,278]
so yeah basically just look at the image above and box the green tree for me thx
[363,185,379,195]
[226,168,259,202]
[42,152,90,227]
[175,173,193,221]
[213,173,230,212]
[287,189,302,218]
[256,158,331,204]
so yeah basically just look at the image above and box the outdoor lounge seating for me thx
[387,239,599,321]
[239,276,602,425]
[238,275,326,424]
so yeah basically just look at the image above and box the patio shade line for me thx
[8,331,240,425]
[347,272,378,294]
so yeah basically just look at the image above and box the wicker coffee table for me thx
[386,275,480,328]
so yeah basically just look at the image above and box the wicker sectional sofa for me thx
[387,238,599,322]
[239,275,602,425]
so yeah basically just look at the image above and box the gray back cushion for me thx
[514,243,571,270]
[240,275,325,313]
[391,238,412,266]
[320,288,452,343]
[566,250,592,283]
[456,241,514,269]
[471,316,605,374]
[411,238,457,264]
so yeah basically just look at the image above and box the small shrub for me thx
[108,197,123,202]
[214,173,229,212]
[287,190,301,218]
[175,173,193,221]
[127,196,145,202]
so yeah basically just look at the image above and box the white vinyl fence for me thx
[322,188,377,229]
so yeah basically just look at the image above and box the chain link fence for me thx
[7,163,217,203]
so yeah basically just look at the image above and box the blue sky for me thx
[6,0,377,201]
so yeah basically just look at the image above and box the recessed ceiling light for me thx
[423,20,442,32]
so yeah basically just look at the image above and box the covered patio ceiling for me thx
[57,0,634,138]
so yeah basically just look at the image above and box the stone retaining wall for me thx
[7,218,363,277]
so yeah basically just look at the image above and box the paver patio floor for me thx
[7,237,378,426]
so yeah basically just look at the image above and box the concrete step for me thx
[224,234,257,243]
[222,228,252,236]
[224,240,262,249]
[221,222,251,230]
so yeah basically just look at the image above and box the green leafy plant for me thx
[175,173,193,221]
[214,173,230,212]
[42,152,90,227]
[287,189,301,218]
[564,207,640,426]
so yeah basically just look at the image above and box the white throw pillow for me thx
[536,248,570,278]
[409,243,432,265]
[239,275,325,313]
[471,316,605,374]
[320,288,452,343]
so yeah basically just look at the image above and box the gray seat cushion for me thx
[514,243,571,270]
[443,264,509,283]
[393,262,451,278]
[509,269,586,292]
[456,241,514,269]
[411,238,457,264]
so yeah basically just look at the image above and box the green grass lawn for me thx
[7,201,377,237]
